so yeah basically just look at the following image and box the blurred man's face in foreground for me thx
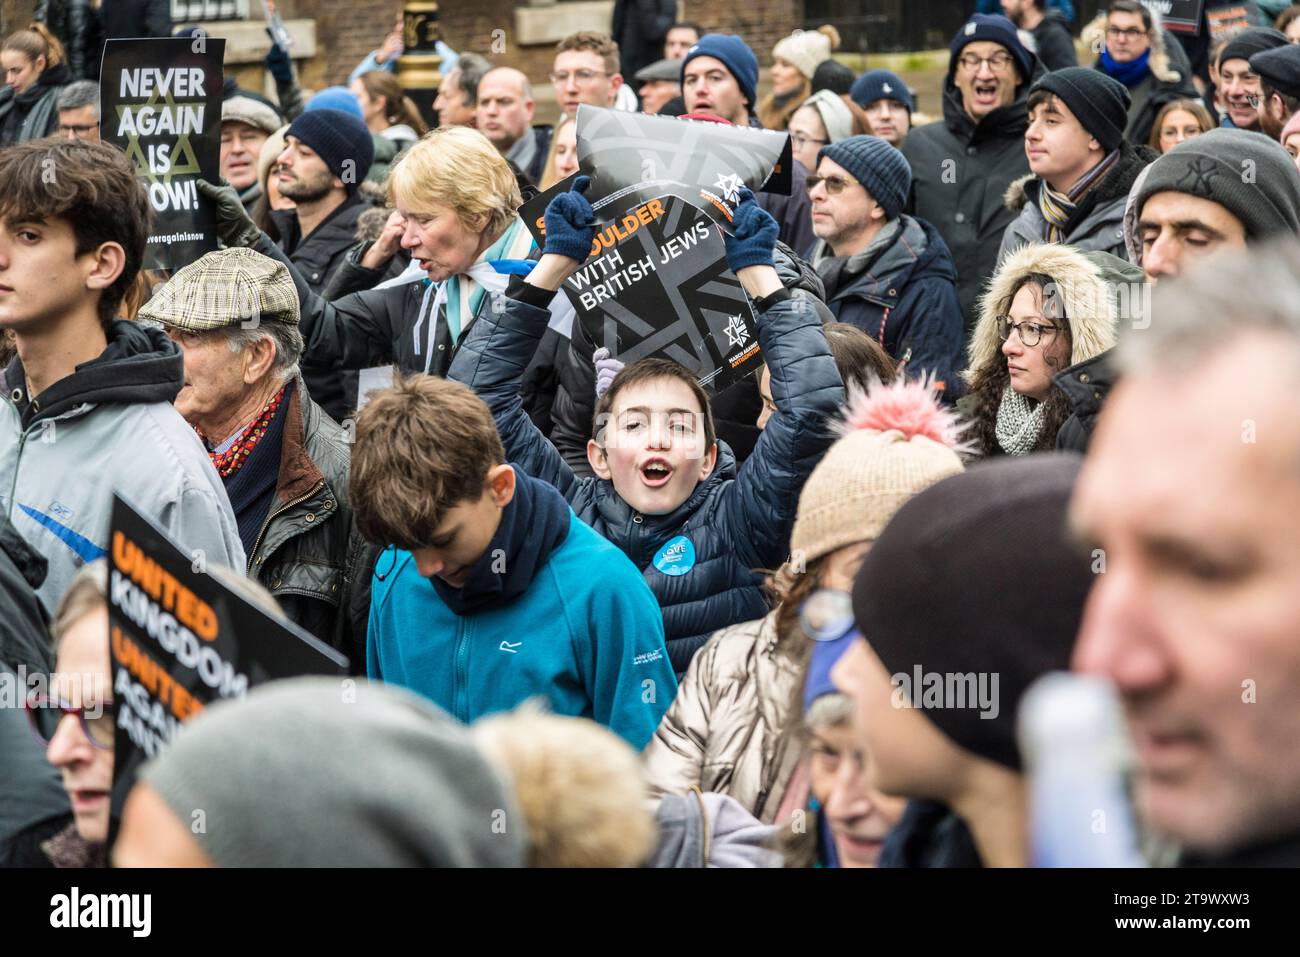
[1072,332,1300,854]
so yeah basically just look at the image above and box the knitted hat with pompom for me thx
[789,377,968,566]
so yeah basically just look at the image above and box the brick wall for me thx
[279,0,403,87]
[686,0,803,66]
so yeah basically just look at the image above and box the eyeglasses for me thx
[997,316,1061,348]
[549,70,608,86]
[59,123,97,138]
[958,51,1014,73]
[1106,27,1148,40]
[25,693,116,750]
[805,173,860,196]
[790,132,828,152]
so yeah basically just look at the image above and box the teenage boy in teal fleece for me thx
[352,373,675,749]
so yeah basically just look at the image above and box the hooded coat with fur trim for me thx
[965,242,1124,386]
[958,243,1135,455]
[998,142,1157,263]
[1083,10,1198,145]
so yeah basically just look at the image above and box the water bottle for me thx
[1018,672,1147,867]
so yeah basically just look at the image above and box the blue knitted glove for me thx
[724,187,779,271]
[593,347,625,398]
[543,175,595,263]
[265,29,294,86]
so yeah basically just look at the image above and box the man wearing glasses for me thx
[55,80,99,142]
[901,14,1041,332]
[1090,0,1196,145]
[551,32,626,119]
[806,135,963,398]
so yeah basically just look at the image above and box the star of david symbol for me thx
[715,172,744,205]
[723,314,750,349]
[1177,157,1219,195]
[115,86,202,185]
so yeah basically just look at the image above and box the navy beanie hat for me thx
[681,34,760,109]
[286,108,375,195]
[818,134,912,219]
[949,14,1034,83]
[850,69,915,114]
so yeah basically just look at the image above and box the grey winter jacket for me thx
[0,321,244,614]
[901,55,1045,329]
[811,214,965,396]
[998,143,1156,264]
[449,279,845,673]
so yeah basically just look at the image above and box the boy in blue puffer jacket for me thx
[450,180,845,673]
[353,374,675,750]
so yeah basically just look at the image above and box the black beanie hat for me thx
[851,454,1092,771]
[1030,67,1131,153]
[1219,27,1288,70]
[285,108,375,196]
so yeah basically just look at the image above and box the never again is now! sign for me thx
[100,37,225,269]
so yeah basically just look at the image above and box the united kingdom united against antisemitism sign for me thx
[100,37,225,269]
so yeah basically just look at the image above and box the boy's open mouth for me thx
[639,457,674,488]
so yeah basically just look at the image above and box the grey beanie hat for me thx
[1133,127,1300,241]
[140,678,528,867]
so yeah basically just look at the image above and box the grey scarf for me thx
[995,387,1045,456]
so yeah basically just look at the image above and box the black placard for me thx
[107,494,348,823]
[523,176,763,394]
[100,37,225,270]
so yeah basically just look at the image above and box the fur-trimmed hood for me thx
[964,242,1126,383]
[1083,9,1184,85]
[1002,142,1158,213]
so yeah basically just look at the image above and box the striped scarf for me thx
[1037,149,1121,243]
[441,217,536,344]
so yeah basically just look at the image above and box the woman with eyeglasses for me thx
[1082,0,1197,146]
[785,89,859,172]
[958,242,1131,457]
[32,561,112,867]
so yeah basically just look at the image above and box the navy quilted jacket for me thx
[449,283,844,673]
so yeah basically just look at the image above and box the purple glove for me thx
[543,175,595,263]
[593,347,625,398]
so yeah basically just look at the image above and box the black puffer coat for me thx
[271,195,373,421]
[449,277,845,673]
[901,55,1044,328]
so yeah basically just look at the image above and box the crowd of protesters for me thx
[3,0,1300,871]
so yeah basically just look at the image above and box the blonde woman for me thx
[756,25,840,131]
[539,113,579,190]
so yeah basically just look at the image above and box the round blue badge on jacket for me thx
[653,535,696,576]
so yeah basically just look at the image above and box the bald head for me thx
[476,68,535,153]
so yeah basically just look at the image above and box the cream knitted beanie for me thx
[772,26,840,81]
[790,378,967,566]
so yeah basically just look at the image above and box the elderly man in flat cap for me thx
[140,248,362,665]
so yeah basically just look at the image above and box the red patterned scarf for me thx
[198,384,287,479]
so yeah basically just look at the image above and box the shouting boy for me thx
[450,180,845,671]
